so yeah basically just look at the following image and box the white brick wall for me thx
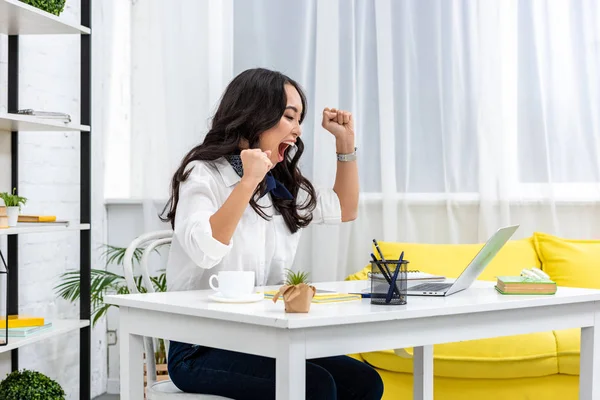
[0,1,107,398]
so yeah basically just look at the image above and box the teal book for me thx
[0,322,52,337]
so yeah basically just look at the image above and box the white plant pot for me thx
[6,207,19,227]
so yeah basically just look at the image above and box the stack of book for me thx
[0,315,52,338]
[495,276,557,295]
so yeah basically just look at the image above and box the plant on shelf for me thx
[0,369,65,400]
[54,243,169,364]
[19,0,66,16]
[272,268,316,313]
[0,188,27,227]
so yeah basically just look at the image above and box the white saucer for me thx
[208,292,264,303]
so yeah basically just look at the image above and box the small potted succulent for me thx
[272,269,316,313]
[0,369,65,400]
[0,189,27,227]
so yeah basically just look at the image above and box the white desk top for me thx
[104,281,600,329]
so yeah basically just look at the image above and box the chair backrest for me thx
[122,230,173,387]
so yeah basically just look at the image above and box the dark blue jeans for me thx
[167,341,384,400]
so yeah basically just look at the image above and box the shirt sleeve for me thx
[298,186,342,225]
[173,161,232,269]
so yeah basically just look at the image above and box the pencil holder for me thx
[370,259,408,305]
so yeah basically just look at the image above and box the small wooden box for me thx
[0,206,6,217]
[0,216,7,229]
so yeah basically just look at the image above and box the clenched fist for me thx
[240,149,273,187]
[322,107,355,154]
[322,108,354,139]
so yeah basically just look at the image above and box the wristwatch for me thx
[337,147,357,162]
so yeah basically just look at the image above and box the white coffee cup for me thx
[209,271,255,299]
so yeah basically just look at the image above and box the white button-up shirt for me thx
[166,157,342,292]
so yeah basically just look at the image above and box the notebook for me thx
[263,291,361,303]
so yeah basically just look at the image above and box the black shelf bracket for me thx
[7,32,19,373]
[80,0,92,398]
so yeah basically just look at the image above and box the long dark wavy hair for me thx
[160,68,317,234]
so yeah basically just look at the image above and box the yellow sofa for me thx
[346,232,600,400]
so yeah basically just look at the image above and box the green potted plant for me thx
[54,243,169,368]
[0,369,65,400]
[19,0,66,16]
[0,188,27,227]
[272,269,316,313]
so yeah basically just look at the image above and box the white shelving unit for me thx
[0,0,92,397]
[0,223,90,235]
[0,319,89,353]
[0,0,89,35]
[0,112,90,132]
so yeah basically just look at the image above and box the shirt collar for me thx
[214,157,241,187]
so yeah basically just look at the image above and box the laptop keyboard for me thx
[410,283,453,292]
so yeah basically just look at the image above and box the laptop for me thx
[406,225,519,297]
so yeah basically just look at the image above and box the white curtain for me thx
[125,0,600,283]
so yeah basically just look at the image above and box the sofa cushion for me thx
[533,232,600,289]
[554,328,580,375]
[361,332,559,379]
[346,238,540,282]
[375,368,578,400]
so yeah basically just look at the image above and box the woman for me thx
[161,68,383,400]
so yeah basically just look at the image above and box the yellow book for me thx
[0,315,45,329]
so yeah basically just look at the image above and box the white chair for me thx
[123,230,231,400]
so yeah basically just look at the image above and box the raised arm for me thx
[322,108,359,222]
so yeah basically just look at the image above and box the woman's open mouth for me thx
[277,141,296,162]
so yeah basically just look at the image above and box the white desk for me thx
[105,280,600,400]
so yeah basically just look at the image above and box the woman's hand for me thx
[322,108,355,153]
[240,149,273,187]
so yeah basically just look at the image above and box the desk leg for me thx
[581,319,600,400]
[276,331,306,400]
[119,308,144,400]
[413,345,433,400]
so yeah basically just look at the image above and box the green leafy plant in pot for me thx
[20,0,66,16]
[0,188,27,227]
[272,269,316,313]
[54,243,169,364]
[0,369,65,400]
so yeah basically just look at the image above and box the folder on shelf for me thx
[18,215,57,223]
[0,315,45,329]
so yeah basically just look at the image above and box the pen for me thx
[373,239,393,279]
[371,252,401,298]
[371,253,392,282]
[385,251,404,303]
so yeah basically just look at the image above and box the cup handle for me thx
[209,275,219,291]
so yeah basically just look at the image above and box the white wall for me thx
[0,1,107,398]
